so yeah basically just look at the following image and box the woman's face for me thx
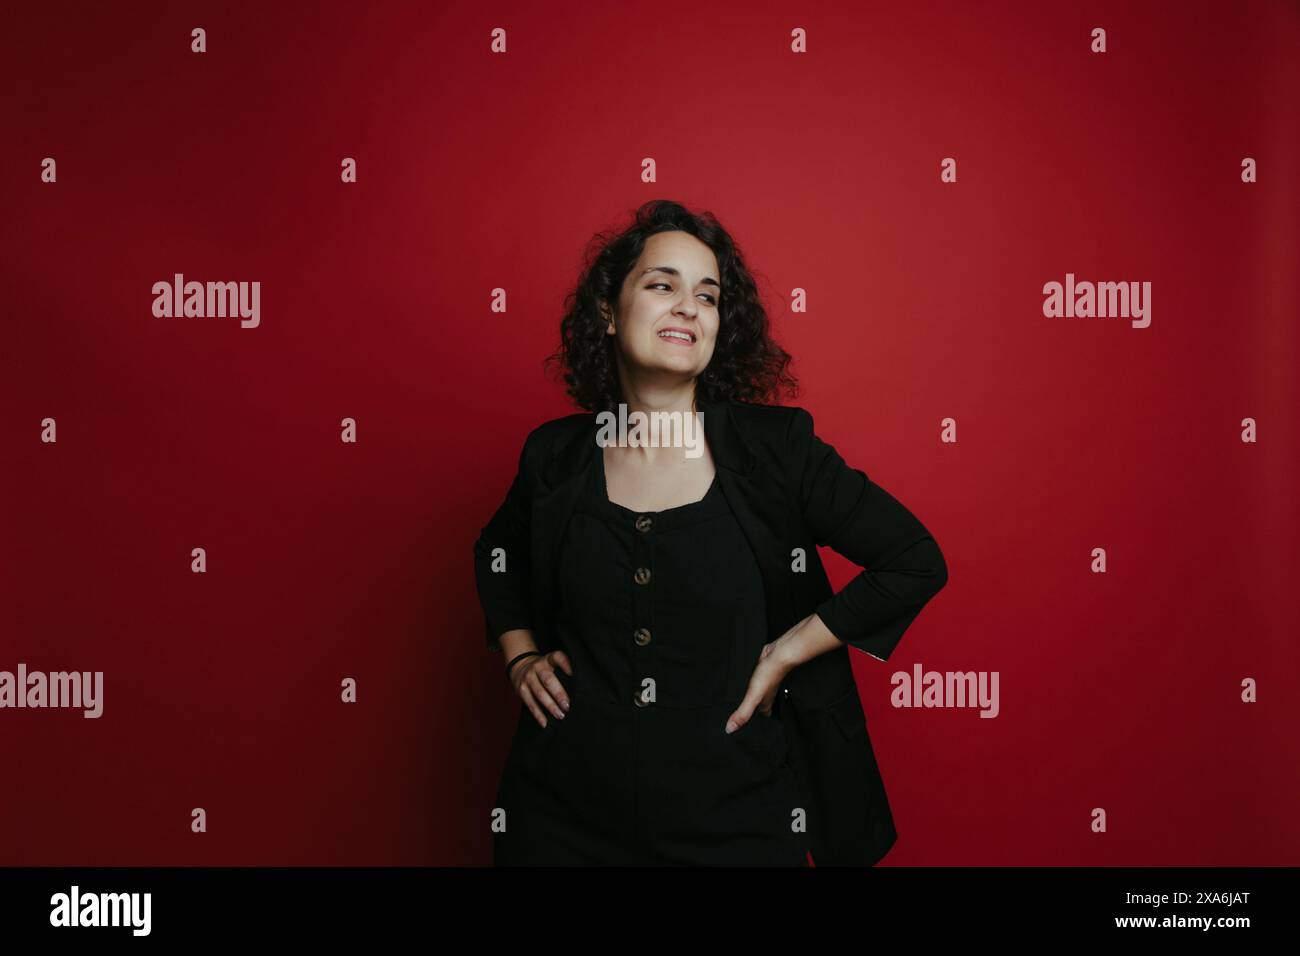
[603,230,721,389]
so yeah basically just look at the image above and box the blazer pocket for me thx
[828,687,868,740]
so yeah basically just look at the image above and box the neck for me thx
[616,372,699,418]
[606,371,707,463]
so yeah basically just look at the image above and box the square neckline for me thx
[597,445,719,517]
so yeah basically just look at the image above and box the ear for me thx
[600,303,615,335]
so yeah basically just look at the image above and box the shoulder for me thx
[726,400,803,423]
[724,399,815,448]
[525,410,593,444]
[517,409,594,470]
[720,401,837,495]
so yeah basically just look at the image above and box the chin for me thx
[656,361,704,377]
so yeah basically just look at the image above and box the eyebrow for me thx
[641,265,720,289]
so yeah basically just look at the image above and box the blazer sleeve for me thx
[786,407,948,661]
[472,426,545,652]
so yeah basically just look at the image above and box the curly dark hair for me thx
[545,199,798,413]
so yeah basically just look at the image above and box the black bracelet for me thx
[505,650,541,679]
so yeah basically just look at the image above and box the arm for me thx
[472,428,543,653]
[472,425,576,725]
[784,407,948,663]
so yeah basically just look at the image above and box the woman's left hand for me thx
[725,642,789,733]
[725,612,844,733]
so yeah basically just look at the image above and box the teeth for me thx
[659,330,693,342]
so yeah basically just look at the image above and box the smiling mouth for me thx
[657,329,696,345]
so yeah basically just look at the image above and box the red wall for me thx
[3,0,1296,865]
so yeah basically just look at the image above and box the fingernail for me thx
[725,720,736,734]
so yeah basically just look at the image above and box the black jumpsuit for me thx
[492,450,808,866]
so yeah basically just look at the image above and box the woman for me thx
[473,199,948,866]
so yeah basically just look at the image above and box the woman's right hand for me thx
[510,650,573,727]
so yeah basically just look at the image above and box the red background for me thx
[2,0,1297,865]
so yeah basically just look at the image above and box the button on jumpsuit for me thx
[493,451,808,866]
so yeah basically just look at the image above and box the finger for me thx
[519,684,549,728]
[725,688,764,734]
[549,650,574,677]
[538,668,570,712]
[527,672,566,720]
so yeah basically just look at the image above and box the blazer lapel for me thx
[529,414,597,650]
[701,400,797,640]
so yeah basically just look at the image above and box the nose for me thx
[673,296,698,319]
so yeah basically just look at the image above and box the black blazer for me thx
[472,398,948,866]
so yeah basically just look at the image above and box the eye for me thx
[650,282,717,306]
